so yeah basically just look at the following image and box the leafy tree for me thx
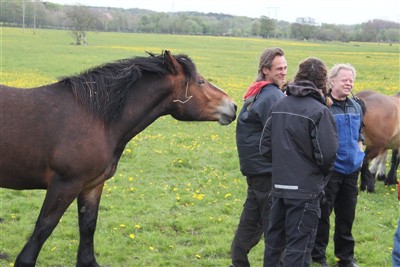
[291,17,318,40]
[259,16,275,38]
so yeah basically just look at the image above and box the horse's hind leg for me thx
[376,150,388,181]
[386,149,399,185]
[76,182,104,267]
[14,179,80,267]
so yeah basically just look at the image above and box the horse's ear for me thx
[163,50,180,74]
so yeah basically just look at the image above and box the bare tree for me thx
[65,5,97,45]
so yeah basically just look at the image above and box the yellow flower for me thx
[129,234,135,239]
[149,246,155,251]
[196,254,201,259]
[120,224,126,228]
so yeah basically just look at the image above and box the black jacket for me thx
[236,83,285,176]
[259,80,338,199]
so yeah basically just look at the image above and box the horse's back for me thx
[357,90,400,149]
[0,84,104,190]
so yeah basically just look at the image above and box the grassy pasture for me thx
[0,27,399,266]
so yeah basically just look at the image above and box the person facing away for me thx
[260,57,338,267]
[230,47,287,267]
[312,63,365,267]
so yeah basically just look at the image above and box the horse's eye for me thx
[198,80,205,85]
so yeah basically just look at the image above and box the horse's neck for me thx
[112,80,171,146]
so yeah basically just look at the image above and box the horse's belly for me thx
[0,156,50,190]
[0,172,48,190]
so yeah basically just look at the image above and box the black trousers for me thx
[231,174,272,267]
[264,197,321,267]
[312,170,359,265]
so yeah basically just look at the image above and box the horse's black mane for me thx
[60,52,196,123]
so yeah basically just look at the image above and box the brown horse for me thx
[355,90,400,192]
[0,50,237,267]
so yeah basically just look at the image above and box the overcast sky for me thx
[48,0,399,25]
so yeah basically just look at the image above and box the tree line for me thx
[1,0,399,44]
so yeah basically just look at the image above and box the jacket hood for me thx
[286,80,326,104]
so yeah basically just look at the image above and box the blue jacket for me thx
[330,97,365,174]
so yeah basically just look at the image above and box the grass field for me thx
[0,27,399,267]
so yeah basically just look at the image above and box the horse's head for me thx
[164,51,237,125]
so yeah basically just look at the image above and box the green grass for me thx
[0,27,399,267]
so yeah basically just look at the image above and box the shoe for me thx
[338,261,359,267]
[313,258,330,267]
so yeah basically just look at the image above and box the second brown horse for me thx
[356,90,400,192]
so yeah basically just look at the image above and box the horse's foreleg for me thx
[14,179,80,267]
[360,147,369,191]
[76,182,104,267]
[361,161,375,192]
[386,149,399,185]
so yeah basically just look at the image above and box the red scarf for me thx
[243,81,271,100]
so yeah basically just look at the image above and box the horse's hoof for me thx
[385,179,398,185]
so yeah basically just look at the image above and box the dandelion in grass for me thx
[211,134,219,141]
[120,224,126,228]
[149,246,155,251]
[135,224,141,229]
[193,193,205,200]
[225,193,232,198]
[129,233,135,240]
[196,254,201,259]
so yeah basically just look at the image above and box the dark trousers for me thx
[231,174,272,267]
[312,170,359,265]
[264,197,321,267]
